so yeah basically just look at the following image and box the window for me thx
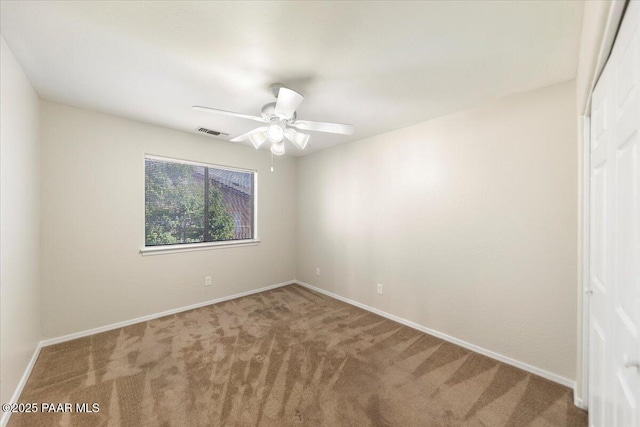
[144,156,256,249]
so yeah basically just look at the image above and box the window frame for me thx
[140,154,259,255]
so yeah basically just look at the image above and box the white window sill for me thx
[140,239,260,256]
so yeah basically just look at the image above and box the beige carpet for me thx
[9,284,586,426]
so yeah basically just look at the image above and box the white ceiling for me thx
[0,1,584,156]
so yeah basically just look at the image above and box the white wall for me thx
[39,101,296,339]
[296,81,578,381]
[0,36,41,404]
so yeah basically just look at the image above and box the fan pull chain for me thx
[270,151,274,172]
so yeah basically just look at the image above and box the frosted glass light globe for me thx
[271,140,285,155]
[267,124,284,142]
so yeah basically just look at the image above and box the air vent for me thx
[196,127,229,137]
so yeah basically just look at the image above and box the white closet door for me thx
[589,42,614,427]
[589,2,640,426]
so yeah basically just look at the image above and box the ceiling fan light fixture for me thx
[284,128,310,150]
[249,130,268,149]
[271,140,285,156]
[267,122,285,142]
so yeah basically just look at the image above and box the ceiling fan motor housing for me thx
[261,102,296,121]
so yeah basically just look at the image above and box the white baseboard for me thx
[296,281,576,391]
[574,395,586,410]
[1,343,42,427]
[40,279,295,347]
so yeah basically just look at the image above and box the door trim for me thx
[578,114,591,410]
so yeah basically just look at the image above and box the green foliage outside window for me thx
[145,160,235,245]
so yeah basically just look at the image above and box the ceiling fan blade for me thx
[291,120,354,135]
[230,127,268,143]
[284,128,310,150]
[274,88,304,119]
[192,106,269,123]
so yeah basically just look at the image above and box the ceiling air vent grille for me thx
[196,127,229,137]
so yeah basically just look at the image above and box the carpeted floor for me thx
[9,284,586,426]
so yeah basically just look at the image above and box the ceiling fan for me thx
[193,84,354,155]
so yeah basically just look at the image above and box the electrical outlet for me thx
[205,276,212,287]
[316,267,320,276]
[377,284,383,295]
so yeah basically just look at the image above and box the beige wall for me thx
[296,81,578,381]
[0,36,41,404]
[39,102,296,339]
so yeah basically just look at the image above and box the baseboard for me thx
[296,280,577,391]
[1,343,42,427]
[40,279,296,347]
[574,395,586,410]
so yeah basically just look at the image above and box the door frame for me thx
[580,114,590,410]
